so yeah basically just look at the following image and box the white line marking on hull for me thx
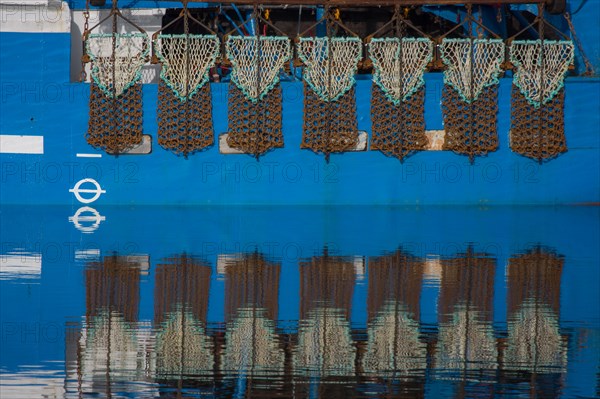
[0,135,43,154]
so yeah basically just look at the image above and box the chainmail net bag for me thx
[510,40,574,162]
[440,38,504,162]
[369,38,433,161]
[226,36,291,158]
[86,33,148,154]
[298,37,362,160]
[155,34,220,157]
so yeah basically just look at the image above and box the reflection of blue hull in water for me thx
[1,206,598,397]
[0,1,599,206]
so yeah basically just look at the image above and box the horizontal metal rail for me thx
[161,0,544,5]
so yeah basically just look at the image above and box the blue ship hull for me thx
[0,11,599,206]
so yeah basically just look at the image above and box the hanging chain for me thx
[466,4,477,162]
[564,12,595,76]
[325,6,334,162]
[537,2,546,164]
[395,5,406,157]
[80,0,91,82]
[476,5,484,38]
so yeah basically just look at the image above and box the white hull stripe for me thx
[0,135,44,154]
[76,153,102,158]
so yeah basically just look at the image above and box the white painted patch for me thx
[425,130,446,150]
[0,1,70,33]
[0,135,43,154]
[356,131,368,151]
[76,153,102,158]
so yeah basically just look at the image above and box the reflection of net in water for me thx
[85,255,141,324]
[295,251,357,376]
[220,252,284,377]
[364,251,426,376]
[153,256,213,377]
[221,307,285,375]
[154,255,211,325]
[79,256,146,390]
[504,301,566,373]
[299,250,356,320]
[368,250,424,320]
[80,310,142,380]
[504,248,566,372]
[155,309,213,377]
[363,302,426,376]
[435,248,497,371]
[438,248,495,322]
[223,252,280,322]
[294,306,356,377]
[435,305,498,371]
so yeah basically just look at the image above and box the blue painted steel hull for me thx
[1,31,599,205]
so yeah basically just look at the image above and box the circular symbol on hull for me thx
[68,206,106,234]
[69,178,106,204]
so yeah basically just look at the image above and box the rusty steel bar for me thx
[162,0,544,5]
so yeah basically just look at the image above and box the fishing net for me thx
[510,40,574,161]
[440,39,504,161]
[225,36,291,158]
[369,38,433,161]
[155,34,220,156]
[298,37,362,159]
[86,33,148,154]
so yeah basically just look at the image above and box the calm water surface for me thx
[0,206,598,398]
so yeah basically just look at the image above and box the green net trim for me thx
[369,37,433,105]
[440,38,504,104]
[226,35,291,103]
[510,40,574,108]
[154,34,220,103]
[298,37,362,102]
[86,33,149,99]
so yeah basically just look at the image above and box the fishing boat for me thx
[0,0,598,205]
